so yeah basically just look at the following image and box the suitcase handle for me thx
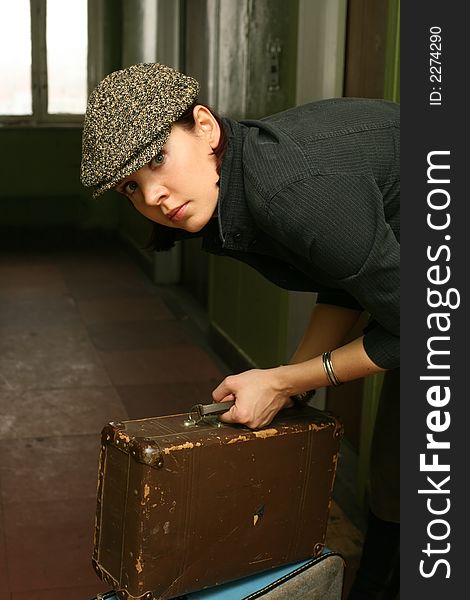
[185,400,235,426]
[196,399,235,417]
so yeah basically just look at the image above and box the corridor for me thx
[0,236,362,599]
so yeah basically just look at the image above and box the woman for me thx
[81,63,400,599]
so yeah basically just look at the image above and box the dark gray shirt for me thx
[201,98,400,369]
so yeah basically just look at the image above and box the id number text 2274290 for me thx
[429,26,442,107]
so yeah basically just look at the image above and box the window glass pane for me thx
[46,0,87,114]
[0,0,32,115]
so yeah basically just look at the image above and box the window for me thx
[0,0,88,124]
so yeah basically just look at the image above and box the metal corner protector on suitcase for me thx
[92,405,343,600]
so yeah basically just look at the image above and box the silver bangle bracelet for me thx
[322,351,343,387]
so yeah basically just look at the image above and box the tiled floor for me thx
[0,237,363,599]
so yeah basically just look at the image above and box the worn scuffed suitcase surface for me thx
[93,406,343,600]
[91,550,345,599]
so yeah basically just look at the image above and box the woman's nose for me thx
[143,184,169,207]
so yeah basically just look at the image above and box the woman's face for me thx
[115,107,221,233]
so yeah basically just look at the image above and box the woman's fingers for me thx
[212,377,236,402]
[211,369,290,429]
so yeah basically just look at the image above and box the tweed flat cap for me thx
[80,63,200,197]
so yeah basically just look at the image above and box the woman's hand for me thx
[211,335,386,430]
[211,368,293,429]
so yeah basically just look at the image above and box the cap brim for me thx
[91,128,171,198]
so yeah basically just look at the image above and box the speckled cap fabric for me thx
[80,63,200,198]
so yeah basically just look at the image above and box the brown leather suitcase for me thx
[92,406,343,600]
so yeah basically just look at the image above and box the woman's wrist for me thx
[274,363,322,396]
[274,337,385,405]
[273,364,318,409]
[272,364,297,396]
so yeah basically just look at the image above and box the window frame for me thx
[1,0,97,127]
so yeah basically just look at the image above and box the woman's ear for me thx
[193,105,221,149]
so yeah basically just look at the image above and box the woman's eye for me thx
[150,152,165,167]
[123,181,138,195]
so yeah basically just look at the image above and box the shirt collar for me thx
[215,118,256,251]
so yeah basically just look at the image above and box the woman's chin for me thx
[183,215,212,233]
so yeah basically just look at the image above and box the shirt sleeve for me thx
[316,289,363,311]
[265,174,400,369]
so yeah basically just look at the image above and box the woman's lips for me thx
[167,202,189,222]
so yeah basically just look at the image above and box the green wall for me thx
[0,127,117,231]
[209,256,289,368]
[384,0,400,103]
